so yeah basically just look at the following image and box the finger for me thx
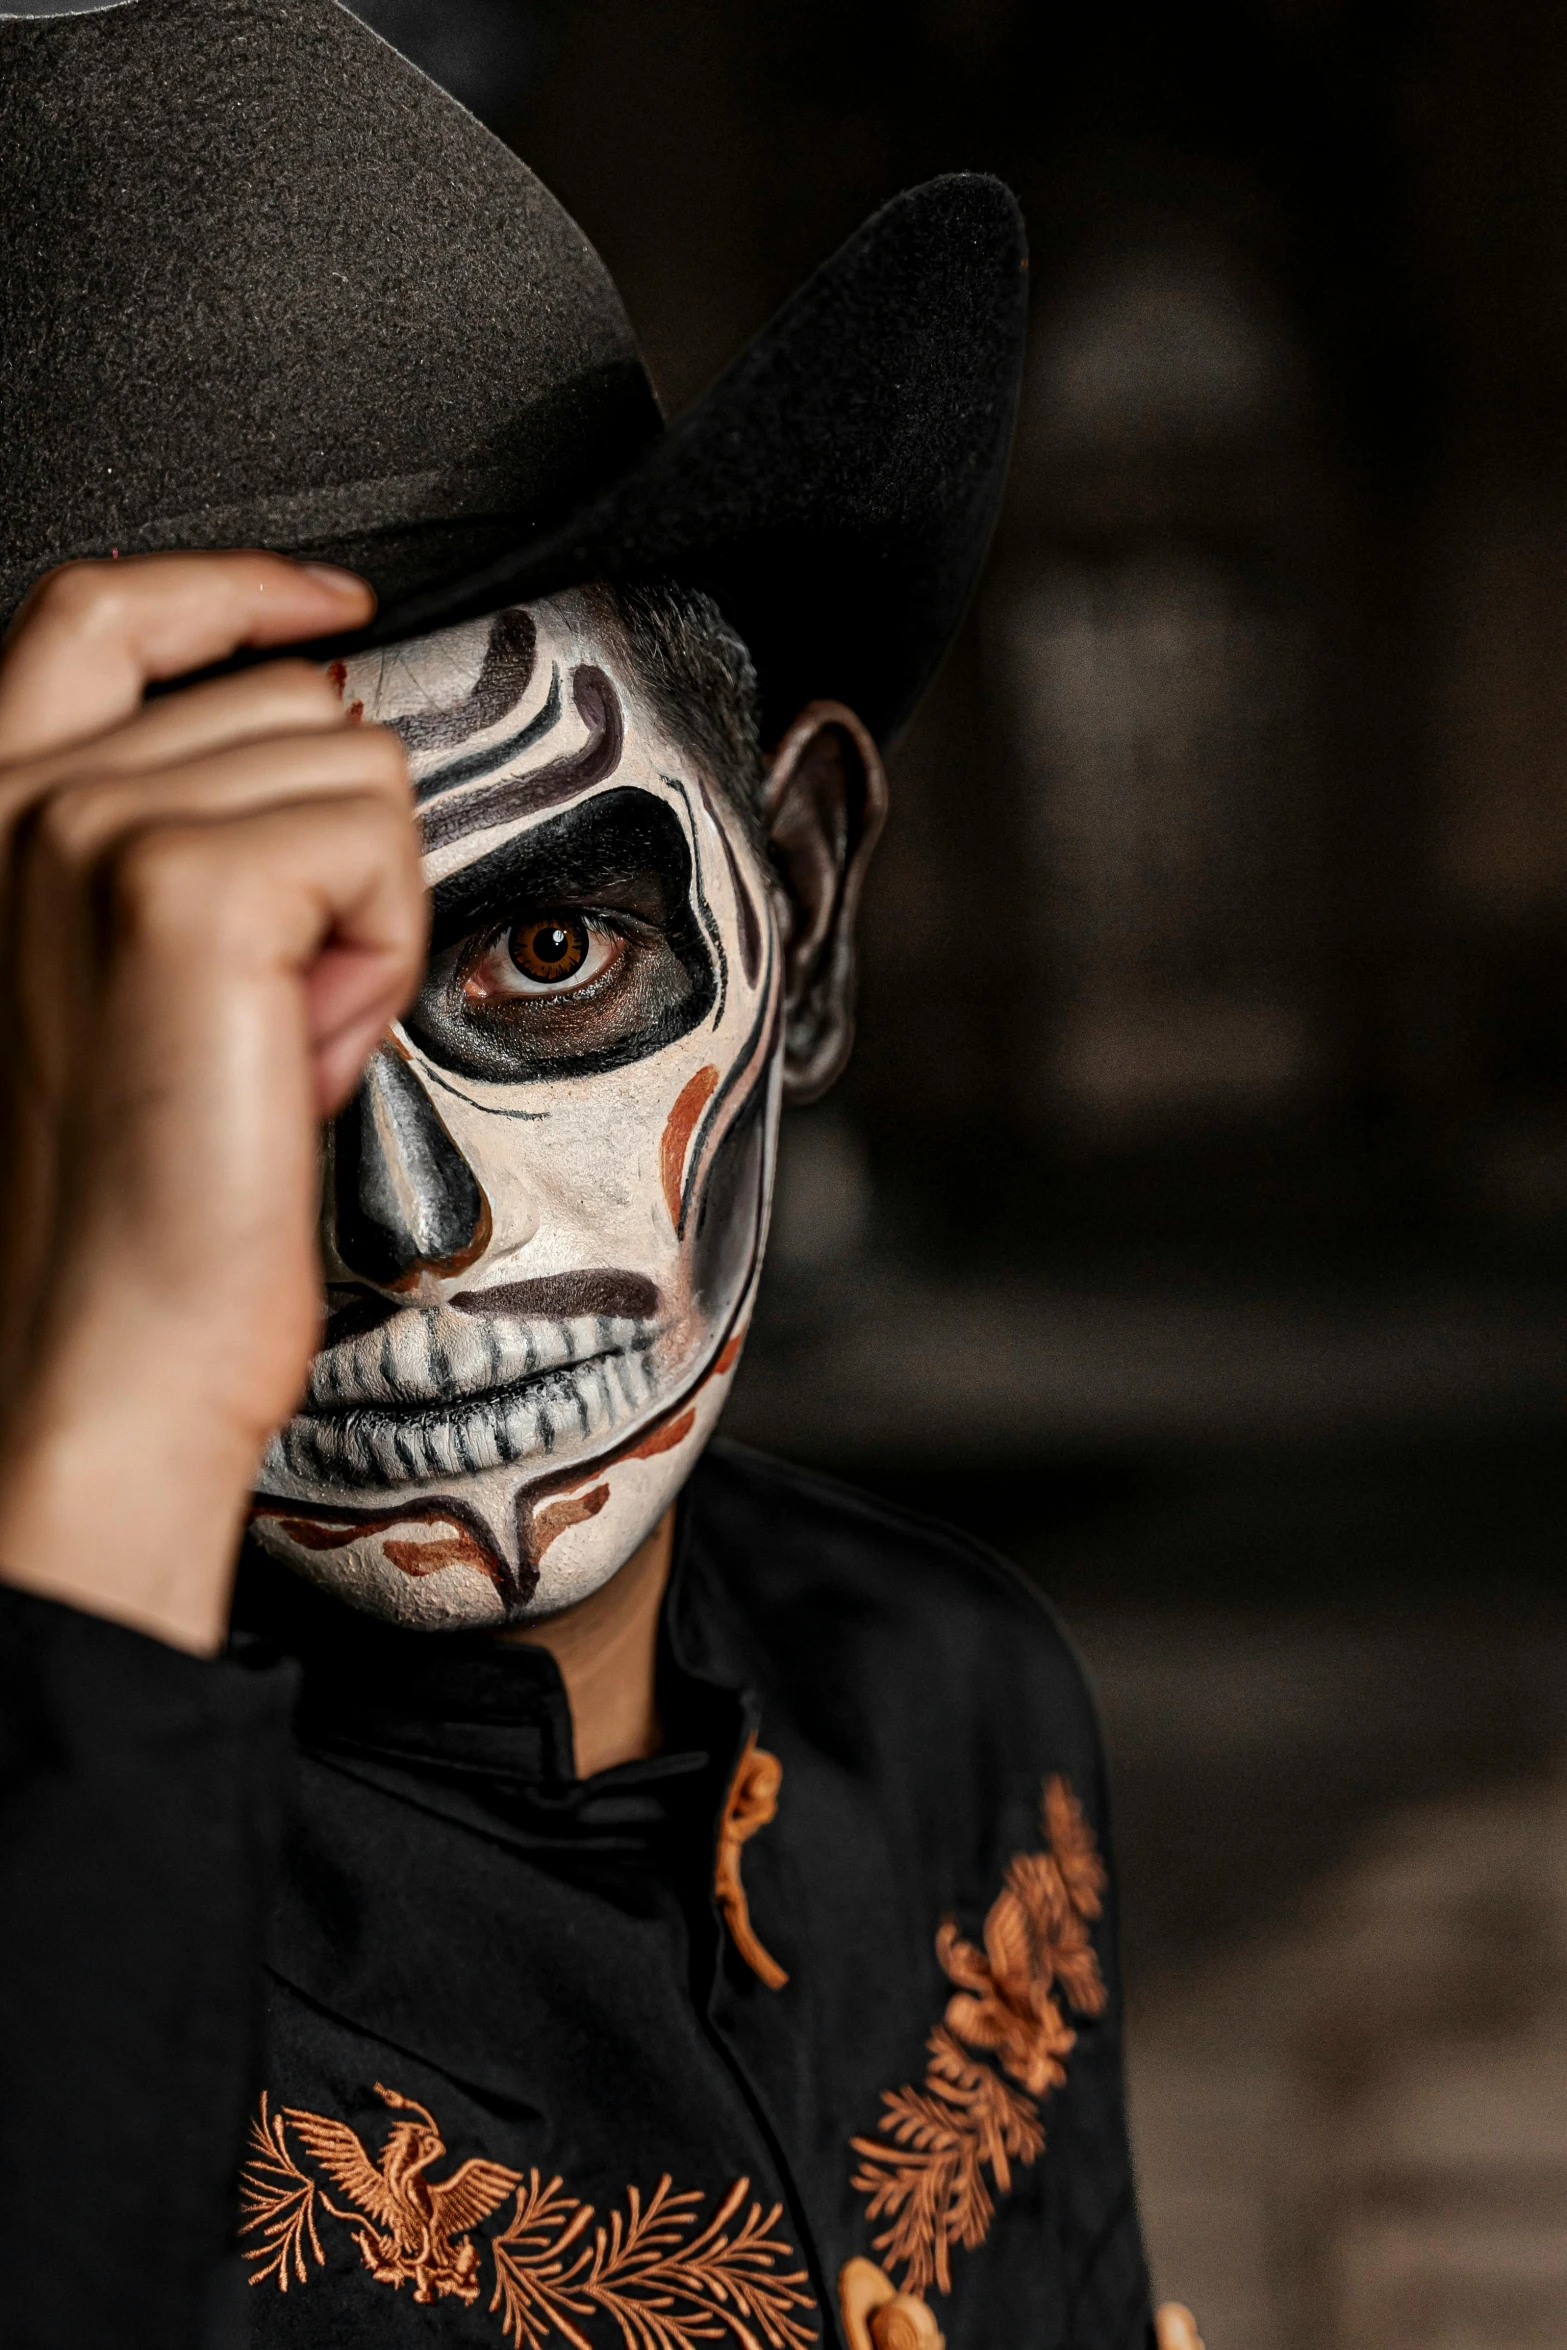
[306,947,420,1112]
[1154,2306,1204,2350]
[5,728,415,1186]
[106,792,428,1117]
[0,553,372,766]
[27,721,411,871]
[0,661,358,839]
[18,658,350,789]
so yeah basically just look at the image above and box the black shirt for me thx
[0,1441,1153,2350]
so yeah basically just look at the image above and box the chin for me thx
[248,1317,750,1630]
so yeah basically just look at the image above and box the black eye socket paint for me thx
[426,786,703,948]
[408,787,717,1083]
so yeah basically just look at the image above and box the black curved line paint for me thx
[677,930,778,1238]
[665,771,727,1028]
[690,1076,769,1324]
[415,665,563,806]
[709,792,762,985]
[390,607,536,756]
[419,667,624,854]
[417,1058,550,1121]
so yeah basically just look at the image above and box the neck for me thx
[501,1507,675,1778]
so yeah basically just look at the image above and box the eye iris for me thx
[510,915,590,984]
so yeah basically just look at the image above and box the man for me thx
[0,4,1170,2347]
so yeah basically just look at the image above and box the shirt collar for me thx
[230,1473,753,1797]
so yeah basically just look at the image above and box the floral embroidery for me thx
[241,2096,326,2291]
[714,1731,789,1989]
[240,2080,818,2350]
[491,2168,816,2350]
[849,1776,1107,2297]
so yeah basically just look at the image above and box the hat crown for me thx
[0,0,661,608]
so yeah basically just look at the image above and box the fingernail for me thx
[298,562,374,605]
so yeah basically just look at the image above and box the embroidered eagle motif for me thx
[241,2081,819,2349]
[249,2081,519,2304]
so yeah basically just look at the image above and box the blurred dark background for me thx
[365,5,1567,2336]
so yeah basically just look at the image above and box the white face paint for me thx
[249,590,780,1628]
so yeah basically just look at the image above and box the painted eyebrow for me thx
[426,783,698,955]
[387,607,537,757]
[415,665,562,806]
[418,666,624,855]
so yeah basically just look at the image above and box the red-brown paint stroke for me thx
[382,1532,494,1577]
[326,657,363,724]
[625,1405,695,1461]
[670,930,779,1243]
[251,1499,506,1590]
[509,1273,763,1546]
[532,1482,609,1558]
[660,1064,719,1226]
[511,1363,720,1566]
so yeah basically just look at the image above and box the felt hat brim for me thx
[240,173,1028,749]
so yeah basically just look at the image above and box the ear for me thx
[761,699,888,1105]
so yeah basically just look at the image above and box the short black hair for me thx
[590,580,765,850]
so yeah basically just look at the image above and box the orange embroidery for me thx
[715,1733,788,1989]
[242,2083,518,2303]
[491,2170,816,2350]
[241,2096,325,2290]
[849,1776,1107,2297]
[241,2084,818,2350]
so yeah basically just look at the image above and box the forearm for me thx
[0,1584,295,2349]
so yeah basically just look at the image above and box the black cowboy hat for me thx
[0,0,1027,745]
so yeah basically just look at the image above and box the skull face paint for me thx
[248,591,780,1629]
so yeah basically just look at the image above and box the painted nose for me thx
[331,1046,491,1288]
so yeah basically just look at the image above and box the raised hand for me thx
[0,554,425,1653]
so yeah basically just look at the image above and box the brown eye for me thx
[460,911,623,1004]
[510,914,588,984]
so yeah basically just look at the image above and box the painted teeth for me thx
[265,1333,659,1490]
[304,1307,643,1410]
